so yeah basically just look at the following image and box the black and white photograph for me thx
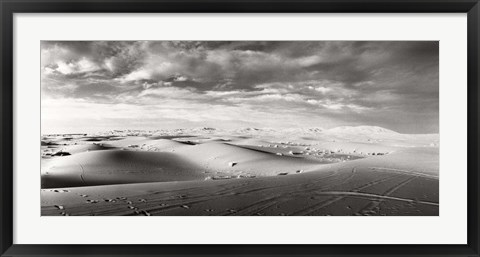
[40,41,439,216]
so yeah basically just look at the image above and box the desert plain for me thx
[41,126,439,216]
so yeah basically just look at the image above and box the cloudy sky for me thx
[41,41,438,134]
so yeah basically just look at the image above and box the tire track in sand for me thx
[290,170,405,215]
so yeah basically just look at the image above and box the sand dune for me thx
[41,126,439,216]
[56,143,116,154]
[42,140,325,189]
[325,126,399,135]
[100,136,155,148]
[42,150,205,188]
[171,142,324,176]
[144,139,193,151]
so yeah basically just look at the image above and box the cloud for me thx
[54,58,100,75]
[121,69,152,81]
[41,41,439,133]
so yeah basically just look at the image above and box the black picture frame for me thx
[1,1,479,256]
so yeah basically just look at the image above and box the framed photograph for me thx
[1,0,479,256]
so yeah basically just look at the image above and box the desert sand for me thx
[41,126,439,216]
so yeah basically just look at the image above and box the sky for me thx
[41,41,439,134]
